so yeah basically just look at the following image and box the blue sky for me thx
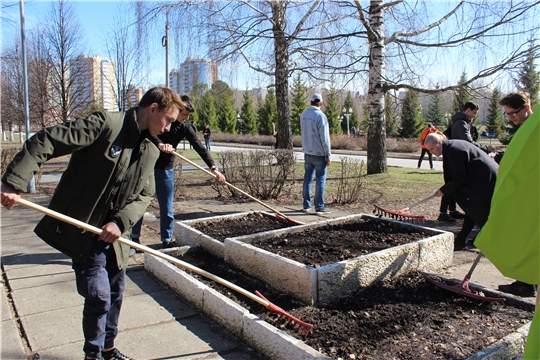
[2,1,175,86]
[2,1,537,94]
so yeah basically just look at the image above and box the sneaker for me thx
[437,213,456,223]
[498,281,537,297]
[302,208,312,213]
[450,210,466,219]
[162,241,175,249]
[315,208,331,214]
[102,348,133,360]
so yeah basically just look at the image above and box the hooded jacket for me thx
[1,108,158,269]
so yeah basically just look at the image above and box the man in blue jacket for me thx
[300,93,332,214]
[1,87,184,360]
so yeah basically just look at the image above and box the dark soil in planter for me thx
[190,212,295,242]
[175,248,533,360]
[253,217,432,266]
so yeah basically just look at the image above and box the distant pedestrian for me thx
[417,123,438,170]
[203,124,212,151]
[301,93,331,215]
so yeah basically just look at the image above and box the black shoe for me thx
[498,281,537,297]
[437,213,456,223]
[102,348,133,360]
[162,241,175,249]
[453,235,467,250]
[450,210,466,219]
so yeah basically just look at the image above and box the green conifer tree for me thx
[485,87,503,138]
[218,90,237,133]
[516,44,540,109]
[199,90,218,131]
[239,90,257,135]
[398,89,424,138]
[324,88,341,134]
[452,72,473,114]
[426,84,446,129]
[258,88,276,135]
[289,74,307,136]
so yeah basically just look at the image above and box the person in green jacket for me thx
[1,87,184,360]
[474,91,539,359]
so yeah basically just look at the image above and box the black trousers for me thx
[417,148,433,169]
[439,195,456,213]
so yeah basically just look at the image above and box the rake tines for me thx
[255,290,313,336]
[373,204,425,224]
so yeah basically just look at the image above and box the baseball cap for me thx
[311,93,323,103]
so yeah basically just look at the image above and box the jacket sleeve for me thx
[440,149,469,196]
[318,114,332,157]
[2,112,107,192]
[186,125,215,168]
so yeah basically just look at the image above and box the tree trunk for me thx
[367,0,387,174]
[271,1,292,150]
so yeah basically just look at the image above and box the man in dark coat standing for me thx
[424,132,498,249]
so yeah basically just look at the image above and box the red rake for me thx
[373,194,436,224]
[424,253,506,303]
[15,198,314,336]
[172,151,304,226]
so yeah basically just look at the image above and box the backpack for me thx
[443,124,452,139]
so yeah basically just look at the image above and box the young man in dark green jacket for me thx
[1,87,184,360]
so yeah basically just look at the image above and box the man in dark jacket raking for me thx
[424,132,498,250]
[131,95,226,250]
[1,87,184,360]
[448,101,495,247]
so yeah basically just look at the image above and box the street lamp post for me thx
[343,108,352,136]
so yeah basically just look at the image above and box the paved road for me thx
[40,143,441,183]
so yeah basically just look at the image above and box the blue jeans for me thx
[155,168,175,242]
[132,168,175,243]
[302,154,327,211]
[73,241,126,358]
[204,138,211,151]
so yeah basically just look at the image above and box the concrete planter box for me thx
[144,251,533,360]
[174,211,295,259]
[176,213,453,304]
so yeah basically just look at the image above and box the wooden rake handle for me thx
[172,151,288,218]
[15,197,272,308]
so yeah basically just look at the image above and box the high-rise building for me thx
[170,56,217,95]
[124,85,147,110]
[70,55,117,113]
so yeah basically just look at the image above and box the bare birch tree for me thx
[350,0,540,173]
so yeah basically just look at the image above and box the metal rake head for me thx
[373,204,425,224]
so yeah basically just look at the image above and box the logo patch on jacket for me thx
[110,145,122,158]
